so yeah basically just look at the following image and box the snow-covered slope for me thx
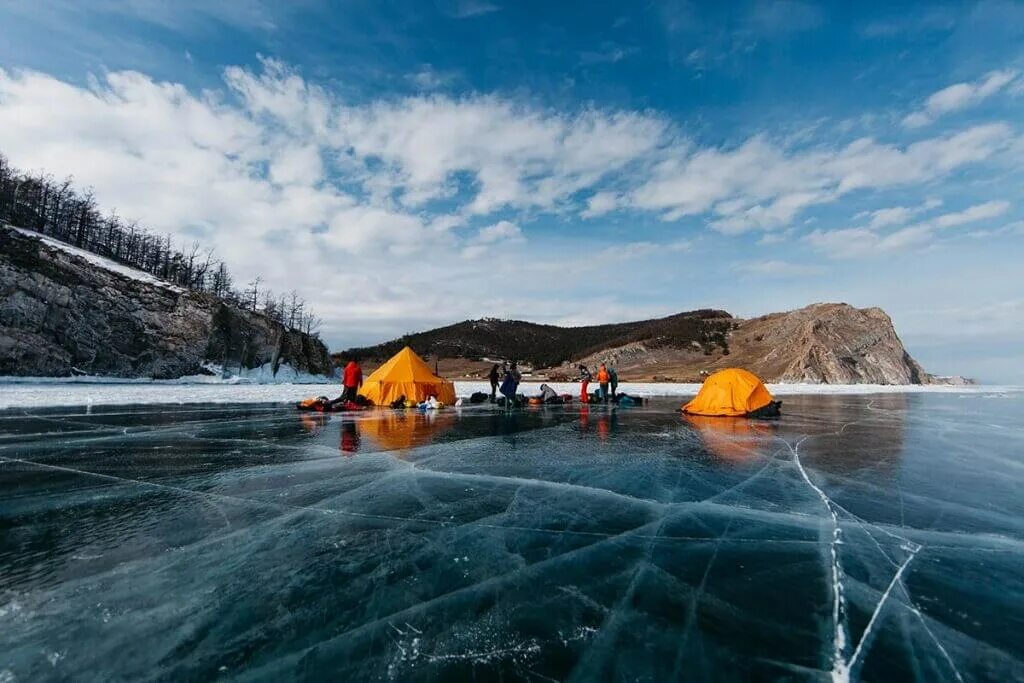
[6,224,185,292]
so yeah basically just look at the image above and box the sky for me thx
[0,1,1022,382]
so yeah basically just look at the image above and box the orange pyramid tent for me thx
[359,347,457,406]
[682,368,777,417]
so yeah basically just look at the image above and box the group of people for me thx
[577,363,618,403]
[335,357,623,411]
[487,360,621,406]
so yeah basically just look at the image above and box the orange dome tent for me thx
[359,346,457,406]
[682,368,779,417]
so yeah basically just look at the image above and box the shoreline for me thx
[0,379,1018,410]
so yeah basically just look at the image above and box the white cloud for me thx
[805,227,880,259]
[862,197,942,229]
[406,66,456,91]
[443,0,500,18]
[630,124,1012,232]
[475,220,522,244]
[581,191,619,218]
[903,69,1019,128]
[269,144,323,186]
[806,200,1012,259]
[732,260,825,277]
[579,45,639,65]
[460,220,523,257]
[932,200,1009,228]
[334,96,670,215]
[603,239,690,259]
[866,206,915,229]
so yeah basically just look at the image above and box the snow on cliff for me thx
[6,224,186,292]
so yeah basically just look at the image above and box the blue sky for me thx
[1,1,1022,381]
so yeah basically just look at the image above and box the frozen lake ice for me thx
[1,393,1022,681]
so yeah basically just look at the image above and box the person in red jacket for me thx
[578,364,592,402]
[342,359,363,403]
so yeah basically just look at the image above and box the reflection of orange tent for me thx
[299,413,327,433]
[359,347,457,406]
[682,368,775,417]
[359,411,455,453]
[684,415,773,462]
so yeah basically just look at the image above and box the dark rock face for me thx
[0,225,331,379]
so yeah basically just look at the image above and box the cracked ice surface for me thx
[1,395,1022,681]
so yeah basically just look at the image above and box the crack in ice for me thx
[784,435,850,681]
[781,427,956,683]
[846,545,920,677]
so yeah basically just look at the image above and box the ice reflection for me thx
[574,405,618,441]
[793,394,907,476]
[682,414,779,463]
[356,410,456,455]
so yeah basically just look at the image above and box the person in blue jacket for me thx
[499,362,521,407]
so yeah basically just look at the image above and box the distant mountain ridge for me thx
[341,309,735,369]
[341,303,956,385]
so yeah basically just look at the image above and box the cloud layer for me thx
[0,59,1018,353]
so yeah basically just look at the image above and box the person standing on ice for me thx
[488,364,501,401]
[499,362,520,408]
[609,365,619,402]
[596,363,611,403]
[342,359,363,403]
[577,364,592,403]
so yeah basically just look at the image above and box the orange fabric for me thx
[682,368,774,417]
[596,368,610,382]
[359,346,457,406]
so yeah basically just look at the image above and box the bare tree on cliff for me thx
[211,263,233,299]
[302,312,322,338]
[287,290,304,330]
[244,277,262,312]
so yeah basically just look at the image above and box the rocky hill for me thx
[0,224,331,379]
[341,310,735,369]
[342,303,949,385]
[553,303,941,384]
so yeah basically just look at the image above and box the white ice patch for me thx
[0,379,1017,409]
[453,380,1018,398]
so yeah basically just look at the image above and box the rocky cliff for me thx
[553,303,942,384]
[728,303,932,384]
[0,225,332,379]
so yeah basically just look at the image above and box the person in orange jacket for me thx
[596,363,611,403]
[342,359,363,403]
